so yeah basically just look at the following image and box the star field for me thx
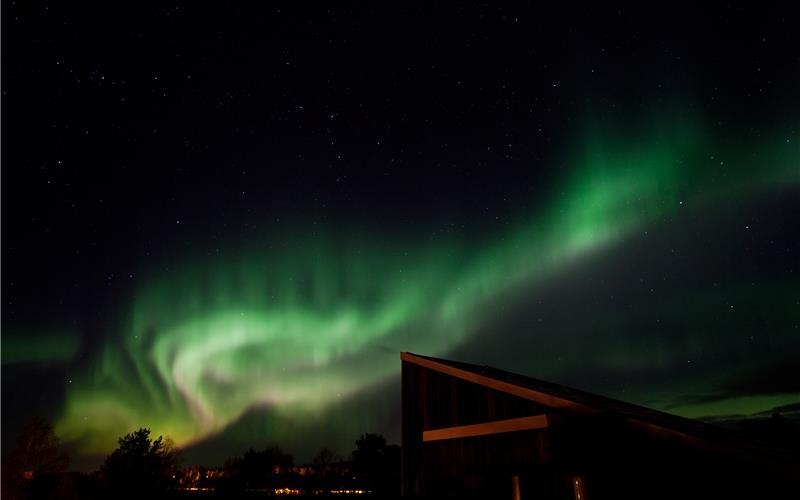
[2,2,799,467]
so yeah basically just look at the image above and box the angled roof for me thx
[402,352,798,464]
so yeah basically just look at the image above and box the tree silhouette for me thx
[99,428,179,498]
[312,446,339,467]
[353,433,387,464]
[220,444,294,493]
[1,417,68,500]
[309,446,341,492]
[352,433,400,497]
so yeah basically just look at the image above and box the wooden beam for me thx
[423,415,549,442]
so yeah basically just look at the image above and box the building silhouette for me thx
[401,352,799,499]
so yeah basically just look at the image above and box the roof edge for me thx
[401,352,595,414]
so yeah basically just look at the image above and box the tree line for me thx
[2,417,400,499]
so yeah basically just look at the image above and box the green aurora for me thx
[37,114,799,456]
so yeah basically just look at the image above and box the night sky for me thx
[3,2,799,469]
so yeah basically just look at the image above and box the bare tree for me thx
[1,417,68,500]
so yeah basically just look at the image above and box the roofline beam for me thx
[423,415,550,442]
[401,352,595,414]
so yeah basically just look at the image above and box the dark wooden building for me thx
[401,352,799,499]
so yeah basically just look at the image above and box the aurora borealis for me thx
[3,3,799,468]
